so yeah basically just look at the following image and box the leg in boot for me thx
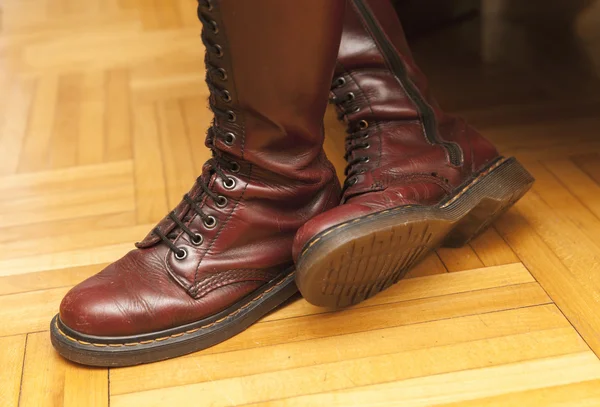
[293,0,534,308]
[50,0,345,367]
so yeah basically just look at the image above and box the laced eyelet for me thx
[363,156,370,163]
[214,44,223,57]
[230,161,240,173]
[223,177,236,190]
[358,120,369,130]
[210,20,219,34]
[348,177,358,186]
[215,196,228,208]
[203,215,217,229]
[224,132,236,146]
[227,110,237,122]
[191,234,204,246]
[352,106,361,113]
[174,248,188,260]
[217,68,227,80]
[222,90,232,103]
[361,133,370,139]
[363,143,371,149]
[346,92,355,101]
[203,0,213,11]
[334,77,346,88]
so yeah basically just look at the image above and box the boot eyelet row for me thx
[224,132,236,146]
[191,233,204,246]
[215,196,228,208]
[222,90,232,103]
[204,215,217,229]
[223,177,236,190]
[227,110,237,122]
[175,248,188,260]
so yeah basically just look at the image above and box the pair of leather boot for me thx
[50,0,534,366]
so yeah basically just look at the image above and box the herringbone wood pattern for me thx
[2,0,600,406]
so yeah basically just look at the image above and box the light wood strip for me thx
[111,329,588,407]
[17,74,58,172]
[0,263,107,296]
[252,352,600,407]
[105,69,133,162]
[132,103,168,223]
[19,332,69,407]
[110,304,568,395]
[262,263,533,322]
[470,227,520,267]
[0,242,131,277]
[0,76,35,175]
[438,380,600,407]
[437,245,485,272]
[0,287,69,336]
[49,73,81,169]
[545,159,600,220]
[78,71,106,165]
[157,99,196,209]
[572,153,600,185]
[0,335,26,407]
[495,208,600,356]
[63,364,108,407]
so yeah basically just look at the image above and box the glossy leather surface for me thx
[293,0,500,259]
[60,0,345,337]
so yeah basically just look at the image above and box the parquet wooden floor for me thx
[2,1,600,406]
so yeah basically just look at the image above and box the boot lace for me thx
[153,0,239,260]
[331,76,371,194]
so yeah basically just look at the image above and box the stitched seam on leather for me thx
[190,269,273,297]
[194,270,273,300]
[301,157,508,257]
[191,170,251,289]
[54,271,292,348]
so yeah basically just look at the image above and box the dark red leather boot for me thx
[293,0,534,308]
[50,0,345,367]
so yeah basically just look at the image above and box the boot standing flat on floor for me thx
[293,0,534,308]
[50,0,345,367]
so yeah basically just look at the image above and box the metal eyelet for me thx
[222,90,232,103]
[224,132,236,146]
[334,77,346,88]
[191,234,204,246]
[227,110,236,122]
[217,68,227,80]
[358,120,369,130]
[223,177,236,190]
[204,0,213,11]
[363,156,370,163]
[363,143,371,149]
[352,106,361,113]
[215,196,228,208]
[348,177,358,186]
[174,248,188,260]
[214,44,223,57]
[230,161,240,173]
[203,215,217,229]
[210,21,219,34]
[361,133,370,139]
[346,92,355,101]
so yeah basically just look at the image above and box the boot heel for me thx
[441,157,535,248]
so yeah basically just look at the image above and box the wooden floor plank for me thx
[0,335,26,407]
[19,332,69,407]
[469,227,520,267]
[437,245,485,272]
[111,329,589,407]
[110,305,568,395]
[63,364,108,407]
[252,352,600,407]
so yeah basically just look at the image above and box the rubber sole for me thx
[50,268,297,367]
[295,157,534,308]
